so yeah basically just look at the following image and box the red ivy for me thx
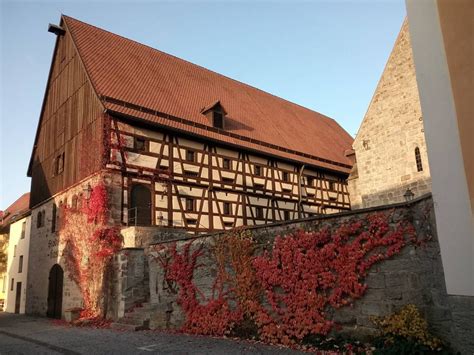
[157,212,417,346]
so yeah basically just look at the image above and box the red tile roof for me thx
[63,16,353,173]
[0,193,30,231]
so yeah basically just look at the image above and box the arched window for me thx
[415,147,423,172]
[129,184,152,226]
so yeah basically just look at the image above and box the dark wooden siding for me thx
[30,28,104,207]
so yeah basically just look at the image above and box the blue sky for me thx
[0,0,406,210]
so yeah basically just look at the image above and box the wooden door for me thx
[129,184,152,226]
[47,264,63,319]
[14,282,21,314]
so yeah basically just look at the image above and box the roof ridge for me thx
[61,14,337,123]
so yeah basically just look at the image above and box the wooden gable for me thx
[28,18,105,208]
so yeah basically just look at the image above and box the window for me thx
[13,245,16,257]
[18,256,23,273]
[186,218,197,226]
[11,279,14,291]
[2,276,5,293]
[37,211,44,228]
[213,111,224,129]
[415,147,423,172]
[284,210,290,221]
[54,153,64,176]
[21,221,26,239]
[282,172,290,182]
[223,221,234,228]
[222,177,234,184]
[223,158,231,170]
[184,170,199,178]
[223,202,232,215]
[186,150,195,162]
[71,195,78,209]
[134,137,147,152]
[185,198,195,212]
[254,165,262,176]
[51,204,57,232]
[255,206,264,219]
[306,176,314,186]
[328,181,335,191]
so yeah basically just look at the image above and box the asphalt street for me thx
[0,313,304,355]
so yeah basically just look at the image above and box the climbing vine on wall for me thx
[156,212,418,346]
[60,181,122,319]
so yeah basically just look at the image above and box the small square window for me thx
[185,198,195,212]
[186,150,195,162]
[254,165,262,176]
[284,210,290,220]
[282,172,289,182]
[134,137,147,152]
[223,158,231,170]
[328,181,335,191]
[223,202,232,215]
[306,176,314,186]
[223,221,234,228]
[255,206,264,219]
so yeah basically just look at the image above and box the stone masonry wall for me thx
[26,171,123,317]
[131,195,472,353]
[348,19,432,209]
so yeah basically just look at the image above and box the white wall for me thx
[5,215,31,313]
[406,0,474,296]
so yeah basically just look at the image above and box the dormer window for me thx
[201,100,227,130]
[213,112,223,129]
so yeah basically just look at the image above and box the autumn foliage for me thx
[156,212,417,345]
[60,181,122,319]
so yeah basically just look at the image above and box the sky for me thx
[0,0,406,210]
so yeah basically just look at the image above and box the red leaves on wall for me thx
[158,212,417,346]
[60,180,122,318]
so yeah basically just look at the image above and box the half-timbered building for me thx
[25,15,353,317]
[28,15,353,233]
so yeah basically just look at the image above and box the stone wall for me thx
[117,194,472,353]
[25,171,123,317]
[348,19,432,209]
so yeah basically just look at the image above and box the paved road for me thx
[0,313,304,354]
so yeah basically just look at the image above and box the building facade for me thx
[0,193,30,311]
[348,20,431,209]
[26,16,353,317]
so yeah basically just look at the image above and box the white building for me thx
[5,213,31,314]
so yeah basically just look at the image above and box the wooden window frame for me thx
[223,202,232,215]
[254,165,262,177]
[185,197,196,212]
[284,210,290,221]
[223,158,231,170]
[255,206,264,219]
[186,149,196,162]
[133,137,148,152]
[306,176,314,186]
[282,172,290,182]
